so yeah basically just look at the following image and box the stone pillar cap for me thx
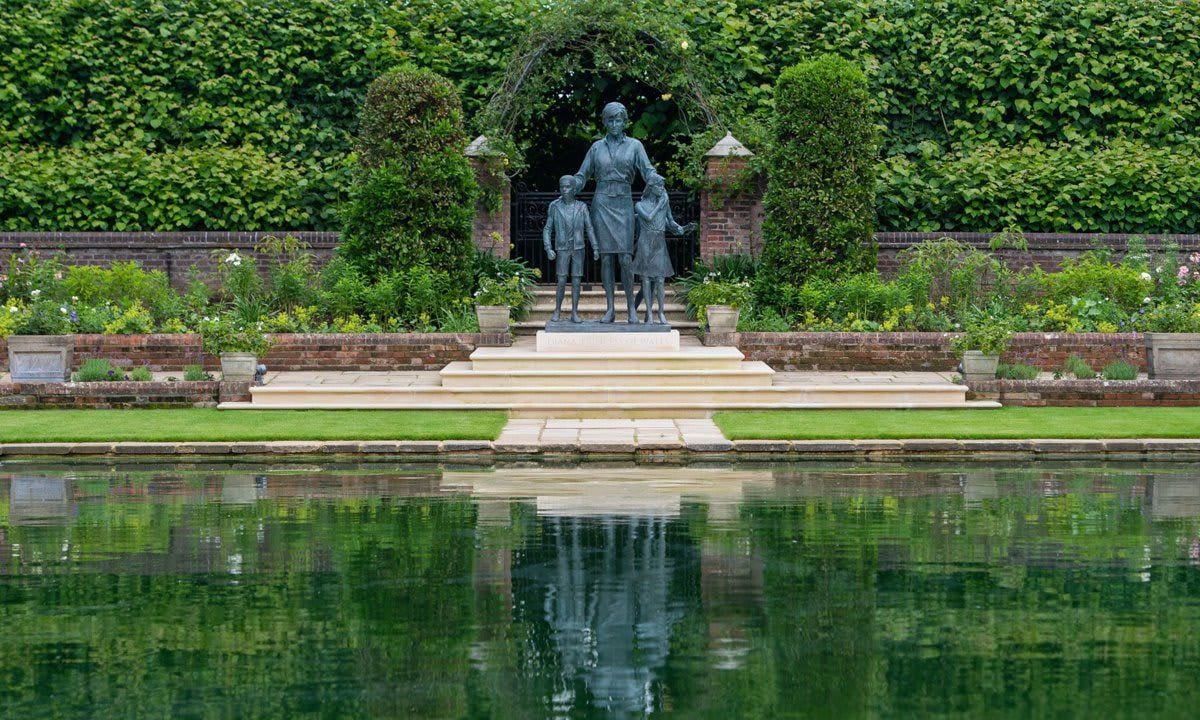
[705,133,753,157]
[465,135,495,157]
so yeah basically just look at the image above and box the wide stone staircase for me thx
[514,285,696,335]
[236,331,999,417]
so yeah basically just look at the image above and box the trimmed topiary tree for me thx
[338,68,477,287]
[758,55,879,291]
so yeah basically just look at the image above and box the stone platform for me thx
[222,335,1000,416]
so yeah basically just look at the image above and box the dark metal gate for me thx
[512,183,699,283]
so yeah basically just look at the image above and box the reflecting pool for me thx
[1,462,1199,718]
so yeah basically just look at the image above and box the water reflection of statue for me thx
[533,515,683,715]
[573,101,660,324]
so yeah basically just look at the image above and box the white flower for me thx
[224,252,242,266]
[1144,297,1152,304]
[71,296,79,302]
[8,306,17,313]
[1140,272,1152,281]
[59,306,67,314]
[30,289,40,297]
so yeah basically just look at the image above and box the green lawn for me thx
[714,407,1200,440]
[0,409,508,443]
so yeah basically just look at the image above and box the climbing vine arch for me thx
[477,0,728,184]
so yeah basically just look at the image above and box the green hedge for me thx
[879,139,1200,233]
[338,69,477,287]
[760,56,878,288]
[3,0,1200,232]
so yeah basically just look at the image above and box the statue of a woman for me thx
[573,101,659,324]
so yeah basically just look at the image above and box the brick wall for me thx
[0,380,221,408]
[468,157,511,258]
[699,157,764,262]
[968,379,1200,407]
[2,333,508,373]
[1,231,338,289]
[734,332,1145,371]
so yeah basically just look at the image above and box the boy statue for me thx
[543,175,598,323]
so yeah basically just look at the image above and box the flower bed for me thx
[967,378,1200,407]
[0,379,233,409]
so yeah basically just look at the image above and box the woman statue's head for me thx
[601,101,628,135]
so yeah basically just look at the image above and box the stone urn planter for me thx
[475,305,510,334]
[705,305,740,333]
[959,350,1000,383]
[1145,333,1200,378]
[6,335,73,382]
[219,352,257,381]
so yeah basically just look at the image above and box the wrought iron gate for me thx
[512,183,700,284]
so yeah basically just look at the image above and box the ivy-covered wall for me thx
[2,0,1197,232]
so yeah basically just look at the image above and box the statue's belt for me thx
[596,180,631,197]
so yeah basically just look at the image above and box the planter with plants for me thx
[950,313,1014,382]
[682,277,753,333]
[5,299,75,382]
[198,315,273,380]
[473,275,533,333]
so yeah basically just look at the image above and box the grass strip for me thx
[0,409,507,443]
[713,407,1200,440]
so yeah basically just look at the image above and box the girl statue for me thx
[632,175,694,324]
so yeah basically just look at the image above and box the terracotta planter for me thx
[219,352,257,381]
[1145,333,1200,378]
[960,350,999,382]
[7,334,73,382]
[475,305,510,334]
[705,305,740,333]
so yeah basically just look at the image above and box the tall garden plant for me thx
[338,68,478,290]
[758,55,879,291]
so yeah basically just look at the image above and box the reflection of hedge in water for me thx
[2,468,1200,715]
[3,1,1200,232]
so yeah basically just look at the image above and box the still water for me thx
[1,462,1198,719]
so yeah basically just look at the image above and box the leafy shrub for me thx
[759,55,878,290]
[474,275,535,315]
[995,362,1040,380]
[183,365,211,382]
[101,301,155,335]
[951,308,1015,356]
[74,359,120,383]
[1043,252,1151,315]
[1132,301,1200,333]
[11,299,73,335]
[258,235,320,312]
[197,315,273,357]
[737,306,791,332]
[682,279,753,326]
[1064,355,1097,380]
[1102,360,1139,381]
[438,306,481,333]
[895,239,1008,315]
[129,366,154,382]
[338,68,477,290]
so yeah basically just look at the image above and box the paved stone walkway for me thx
[494,417,733,452]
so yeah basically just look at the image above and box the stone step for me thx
[439,360,775,387]
[468,346,745,371]
[245,383,975,410]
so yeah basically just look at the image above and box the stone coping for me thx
[1,438,1198,460]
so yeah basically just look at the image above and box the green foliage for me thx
[473,275,534,318]
[257,236,320,312]
[128,366,154,382]
[197,314,273,357]
[73,358,120,382]
[995,362,1040,380]
[183,364,211,381]
[683,278,753,326]
[338,68,477,288]
[12,299,73,335]
[1102,360,1138,381]
[759,56,879,290]
[895,239,1009,315]
[951,308,1015,356]
[880,140,1200,233]
[102,301,155,335]
[1064,355,1097,380]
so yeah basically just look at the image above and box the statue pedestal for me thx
[542,319,673,334]
[536,330,681,353]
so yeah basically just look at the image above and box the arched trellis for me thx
[476,0,727,174]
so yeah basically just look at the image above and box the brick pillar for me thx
[700,133,763,262]
[465,135,511,258]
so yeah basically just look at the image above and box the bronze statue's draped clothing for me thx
[573,136,657,255]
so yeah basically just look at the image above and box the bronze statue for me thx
[573,101,659,324]
[543,175,598,322]
[633,175,694,324]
